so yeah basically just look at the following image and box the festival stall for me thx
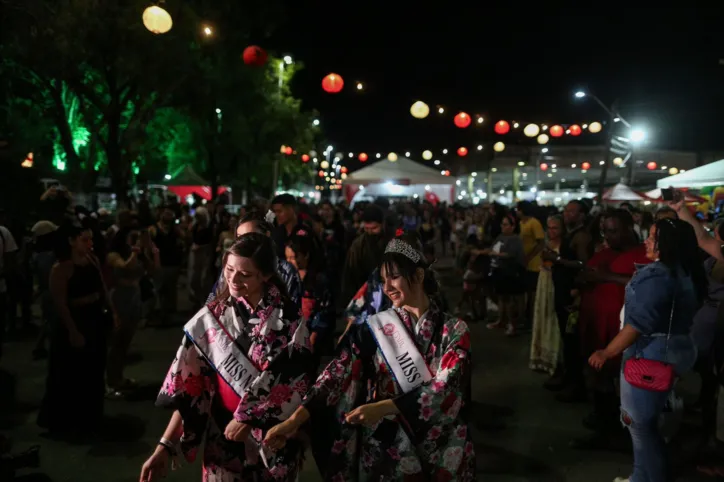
[159,165,229,204]
[601,182,649,203]
[656,159,724,189]
[343,157,455,206]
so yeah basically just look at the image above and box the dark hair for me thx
[654,218,708,305]
[236,212,274,236]
[361,205,385,224]
[517,201,535,217]
[109,227,137,260]
[53,222,87,261]
[286,230,323,286]
[271,193,297,207]
[214,233,289,303]
[654,206,678,221]
[381,232,440,298]
[501,213,520,234]
[603,208,637,242]
[568,200,590,216]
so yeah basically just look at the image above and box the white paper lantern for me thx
[388,152,398,162]
[537,134,549,145]
[142,6,173,34]
[668,167,679,175]
[422,150,433,160]
[493,142,505,152]
[588,122,602,134]
[410,101,430,119]
[523,123,540,138]
[320,160,329,169]
[613,157,623,166]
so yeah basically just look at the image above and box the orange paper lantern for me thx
[322,73,344,94]
[457,147,468,157]
[581,161,591,170]
[647,161,657,170]
[301,154,310,162]
[340,166,348,173]
[569,124,582,136]
[242,46,268,67]
[549,125,564,137]
[318,170,325,177]
[358,152,368,162]
[540,163,548,171]
[454,112,471,128]
[494,120,510,135]
[284,146,293,155]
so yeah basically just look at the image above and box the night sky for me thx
[270,5,724,168]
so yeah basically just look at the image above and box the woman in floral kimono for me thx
[139,233,315,482]
[265,234,476,481]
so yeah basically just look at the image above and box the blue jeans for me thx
[620,335,697,482]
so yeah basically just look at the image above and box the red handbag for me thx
[623,298,675,392]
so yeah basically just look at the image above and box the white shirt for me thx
[0,226,19,294]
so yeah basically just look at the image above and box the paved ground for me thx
[0,263,712,481]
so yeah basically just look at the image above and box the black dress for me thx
[38,259,109,434]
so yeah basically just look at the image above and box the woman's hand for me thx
[68,329,85,349]
[224,419,251,442]
[345,400,396,427]
[264,418,301,451]
[588,350,609,371]
[139,445,170,482]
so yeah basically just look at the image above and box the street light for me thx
[630,128,646,144]
[312,119,320,126]
[283,55,293,65]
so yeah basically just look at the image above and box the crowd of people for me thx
[0,186,722,481]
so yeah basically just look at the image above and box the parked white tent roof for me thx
[601,182,649,202]
[656,159,724,189]
[345,157,455,185]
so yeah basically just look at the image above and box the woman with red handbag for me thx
[589,218,706,482]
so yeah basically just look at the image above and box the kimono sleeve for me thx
[394,318,472,444]
[156,335,213,462]
[309,276,335,335]
[233,319,316,429]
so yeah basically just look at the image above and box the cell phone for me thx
[661,188,675,201]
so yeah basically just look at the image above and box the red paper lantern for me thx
[322,73,344,94]
[549,125,564,137]
[454,112,471,128]
[457,147,468,157]
[540,163,548,171]
[284,146,293,155]
[569,124,582,136]
[494,120,510,135]
[647,161,657,170]
[341,166,348,173]
[301,154,310,162]
[242,46,268,67]
[358,152,368,162]
[581,161,591,170]
[318,170,325,177]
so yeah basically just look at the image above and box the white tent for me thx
[656,159,724,189]
[345,157,455,185]
[602,183,649,202]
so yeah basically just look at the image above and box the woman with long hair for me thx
[285,228,335,355]
[37,222,114,436]
[589,218,705,482]
[140,233,315,482]
[264,233,475,481]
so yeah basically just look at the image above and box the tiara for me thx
[385,238,421,264]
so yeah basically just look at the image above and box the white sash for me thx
[367,310,433,393]
[184,306,260,397]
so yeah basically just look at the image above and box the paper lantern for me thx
[322,73,344,94]
[280,145,287,153]
[613,157,623,166]
[549,125,564,137]
[454,112,471,128]
[588,122,602,134]
[341,166,348,173]
[301,154,310,162]
[318,170,325,177]
[523,124,540,137]
[493,142,505,152]
[388,152,398,162]
[341,173,348,180]
[142,6,173,34]
[457,147,468,157]
[358,152,368,162]
[284,146,293,155]
[537,134,549,145]
[422,150,433,160]
[647,161,657,170]
[410,101,430,119]
[581,162,591,170]
[669,167,679,175]
[320,160,329,169]
[569,124,582,136]
[540,163,548,171]
[242,46,268,67]
[494,120,510,135]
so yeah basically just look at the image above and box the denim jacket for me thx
[623,261,698,374]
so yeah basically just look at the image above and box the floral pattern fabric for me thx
[303,303,475,481]
[157,284,315,482]
[343,268,390,327]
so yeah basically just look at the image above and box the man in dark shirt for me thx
[270,194,307,259]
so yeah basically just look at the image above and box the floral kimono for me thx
[156,284,315,481]
[344,268,390,327]
[303,302,475,481]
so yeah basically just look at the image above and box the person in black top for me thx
[271,194,308,259]
[149,206,183,324]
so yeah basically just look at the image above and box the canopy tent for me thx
[161,165,227,202]
[348,183,451,207]
[656,159,724,189]
[345,157,456,185]
[645,188,707,204]
[601,183,649,202]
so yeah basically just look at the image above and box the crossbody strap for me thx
[663,288,675,361]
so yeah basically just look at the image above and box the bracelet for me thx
[159,437,177,456]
